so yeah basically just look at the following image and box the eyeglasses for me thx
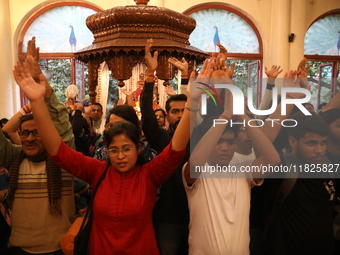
[91,109,102,113]
[107,146,136,157]
[19,129,40,138]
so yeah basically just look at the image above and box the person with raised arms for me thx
[12,39,203,255]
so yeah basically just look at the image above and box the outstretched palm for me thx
[164,86,176,96]
[145,39,158,73]
[13,61,46,101]
[189,58,214,102]
[265,65,283,78]
[168,57,189,75]
[120,89,133,96]
[297,57,311,78]
[283,70,310,99]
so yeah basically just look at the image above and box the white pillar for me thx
[270,0,291,87]
[289,0,307,70]
[0,0,15,119]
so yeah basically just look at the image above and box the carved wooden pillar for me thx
[154,76,159,104]
[88,59,101,104]
[187,59,197,75]
[156,53,175,87]
[106,53,139,87]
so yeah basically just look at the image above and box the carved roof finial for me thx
[134,0,149,5]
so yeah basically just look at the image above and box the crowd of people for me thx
[0,36,339,255]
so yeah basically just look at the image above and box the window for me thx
[184,4,263,106]
[304,12,340,109]
[18,3,102,105]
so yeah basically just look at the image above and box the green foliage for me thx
[306,61,335,107]
[107,74,119,109]
[39,59,119,107]
[169,76,178,92]
[229,60,259,104]
[39,59,71,103]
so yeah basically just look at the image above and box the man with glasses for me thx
[0,38,75,255]
[0,101,76,255]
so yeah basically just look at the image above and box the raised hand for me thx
[217,42,228,59]
[283,70,310,99]
[25,37,43,83]
[13,61,46,101]
[212,55,235,79]
[117,98,124,106]
[297,57,311,78]
[168,57,189,75]
[283,70,298,88]
[265,65,283,84]
[197,58,215,80]
[189,58,215,102]
[27,36,40,61]
[120,88,133,96]
[296,57,311,89]
[265,65,283,78]
[225,62,236,79]
[164,86,177,96]
[145,39,158,74]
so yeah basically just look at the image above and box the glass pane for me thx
[39,59,71,103]
[226,59,258,95]
[306,61,332,108]
[107,74,119,109]
[319,64,332,104]
[248,62,259,107]
[304,14,340,56]
[76,61,86,101]
[189,9,260,53]
[23,6,96,53]
[337,63,340,94]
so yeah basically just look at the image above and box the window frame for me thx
[17,2,102,106]
[183,3,263,106]
[304,10,340,108]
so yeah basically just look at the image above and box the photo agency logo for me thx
[197,82,312,128]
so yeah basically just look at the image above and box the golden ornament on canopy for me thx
[73,0,209,104]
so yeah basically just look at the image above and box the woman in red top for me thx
[13,39,204,255]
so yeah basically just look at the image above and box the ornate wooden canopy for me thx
[73,0,209,104]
